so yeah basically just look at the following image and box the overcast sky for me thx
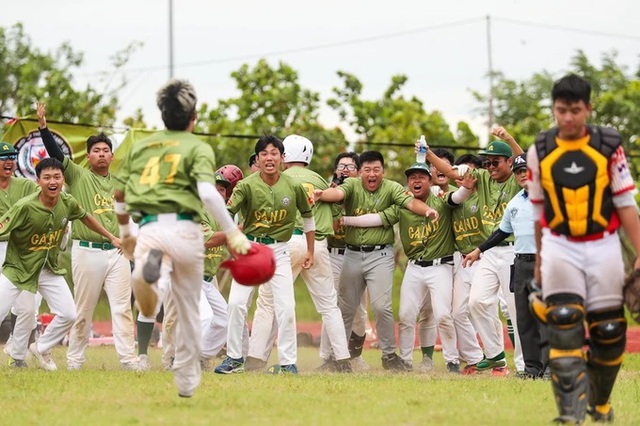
[4,0,640,143]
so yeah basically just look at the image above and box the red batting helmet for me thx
[220,242,276,286]
[217,164,244,194]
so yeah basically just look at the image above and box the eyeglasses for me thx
[483,158,504,168]
[514,168,527,175]
[336,164,357,171]
[0,155,17,161]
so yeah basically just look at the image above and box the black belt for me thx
[515,253,536,262]
[327,247,345,255]
[346,244,387,252]
[203,275,214,283]
[414,255,454,267]
[498,241,515,247]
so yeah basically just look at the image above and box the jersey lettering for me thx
[139,154,183,186]
[29,229,63,250]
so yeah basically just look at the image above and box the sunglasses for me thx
[483,158,504,168]
[336,164,357,171]
[0,154,17,161]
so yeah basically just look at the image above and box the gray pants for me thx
[339,246,395,356]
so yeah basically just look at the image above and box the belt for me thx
[515,253,536,262]
[328,247,345,255]
[550,230,612,242]
[346,244,387,252]
[139,213,194,228]
[293,229,303,235]
[413,255,454,267]
[78,240,115,250]
[247,235,280,245]
[498,241,514,247]
[203,275,214,283]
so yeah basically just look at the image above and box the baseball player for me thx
[0,141,39,368]
[426,131,524,375]
[342,163,476,371]
[244,135,351,372]
[0,158,120,371]
[464,153,548,379]
[325,152,374,371]
[114,79,250,397]
[315,151,438,371]
[527,74,640,423]
[37,103,140,371]
[214,135,315,375]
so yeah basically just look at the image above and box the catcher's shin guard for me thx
[545,294,588,423]
[348,331,366,359]
[586,307,627,409]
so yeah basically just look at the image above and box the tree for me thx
[329,72,479,181]
[198,59,348,177]
[0,23,141,130]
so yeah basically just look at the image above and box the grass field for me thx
[2,346,640,425]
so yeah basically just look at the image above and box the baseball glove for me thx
[121,235,137,261]
[624,269,640,324]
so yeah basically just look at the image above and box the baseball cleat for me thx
[446,362,461,374]
[7,358,28,368]
[214,357,244,374]
[417,356,435,373]
[491,366,509,377]
[143,249,163,283]
[138,354,151,371]
[381,353,411,372]
[29,343,57,371]
[475,357,507,371]
[349,355,370,372]
[335,359,352,373]
[244,356,268,372]
[461,363,478,375]
[587,405,614,422]
[268,364,298,374]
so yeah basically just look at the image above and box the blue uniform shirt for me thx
[499,189,536,254]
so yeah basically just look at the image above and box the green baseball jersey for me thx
[201,210,225,277]
[452,170,520,254]
[0,192,87,292]
[380,193,455,260]
[338,177,413,246]
[114,130,216,222]
[327,203,346,248]
[282,166,333,240]
[0,177,39,241]
[228,172,312,242]
[62,157,118,242]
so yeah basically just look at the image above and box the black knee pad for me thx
[545,294,586,351]
[587,307,626,366]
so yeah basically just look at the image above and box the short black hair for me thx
[432,148,455,165]
[359,151,384,168]
[454,153,483,168]
[36,157,64,178]
[87,132,113,152]
[248,153,257,168]
[156,79,197,131]
[255,135,284,155]
[552,74,591,105]
[333,152,360,171]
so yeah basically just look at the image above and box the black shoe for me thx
[381,353,410,372]
[335,359,352,373]
[143,249,163,283]
[446,362,460,374]
[587,405,614,423]
[315,359,338,372]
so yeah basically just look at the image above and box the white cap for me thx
[283,135,314,165]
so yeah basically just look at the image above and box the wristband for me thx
[114,201,128,215]
[119,223,131,238]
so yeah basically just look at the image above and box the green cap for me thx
[0,142,17,155]
[214,172,231,188]
[404,162,431,177]
[479,140,512,157]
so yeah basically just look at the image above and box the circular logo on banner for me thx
[14,130,72,180]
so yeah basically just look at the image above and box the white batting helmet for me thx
[283,135,314,165]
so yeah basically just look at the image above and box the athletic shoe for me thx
[587,405,614,422]
[143,249,163,283]
[7,358,28,368]
[29,342,57,371]
[381,353,411,372]
[417,356,435,373]
[350,355,370,372]
[446,362,461,374]
[335,359,352,373]
[121,361,143,371]
[461,363,478,375]
[138,354,151,371]
[214,356,245,374]
[475,357,507,371]
[491,366,509,377]
[244,356,268,372]
[67,363,82,371]
[315,359,338,372]
[268,364,298,374]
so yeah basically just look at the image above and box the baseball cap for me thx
[479,140,512,157]
[512,153,527,171]
[0,142,18,155]
[214,172,231,188]
[404,162,431,177]
[248,153,257,168]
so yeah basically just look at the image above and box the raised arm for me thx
[36,102,65,161]
[491,126,523,156]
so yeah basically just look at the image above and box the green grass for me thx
[2,346,640,425]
